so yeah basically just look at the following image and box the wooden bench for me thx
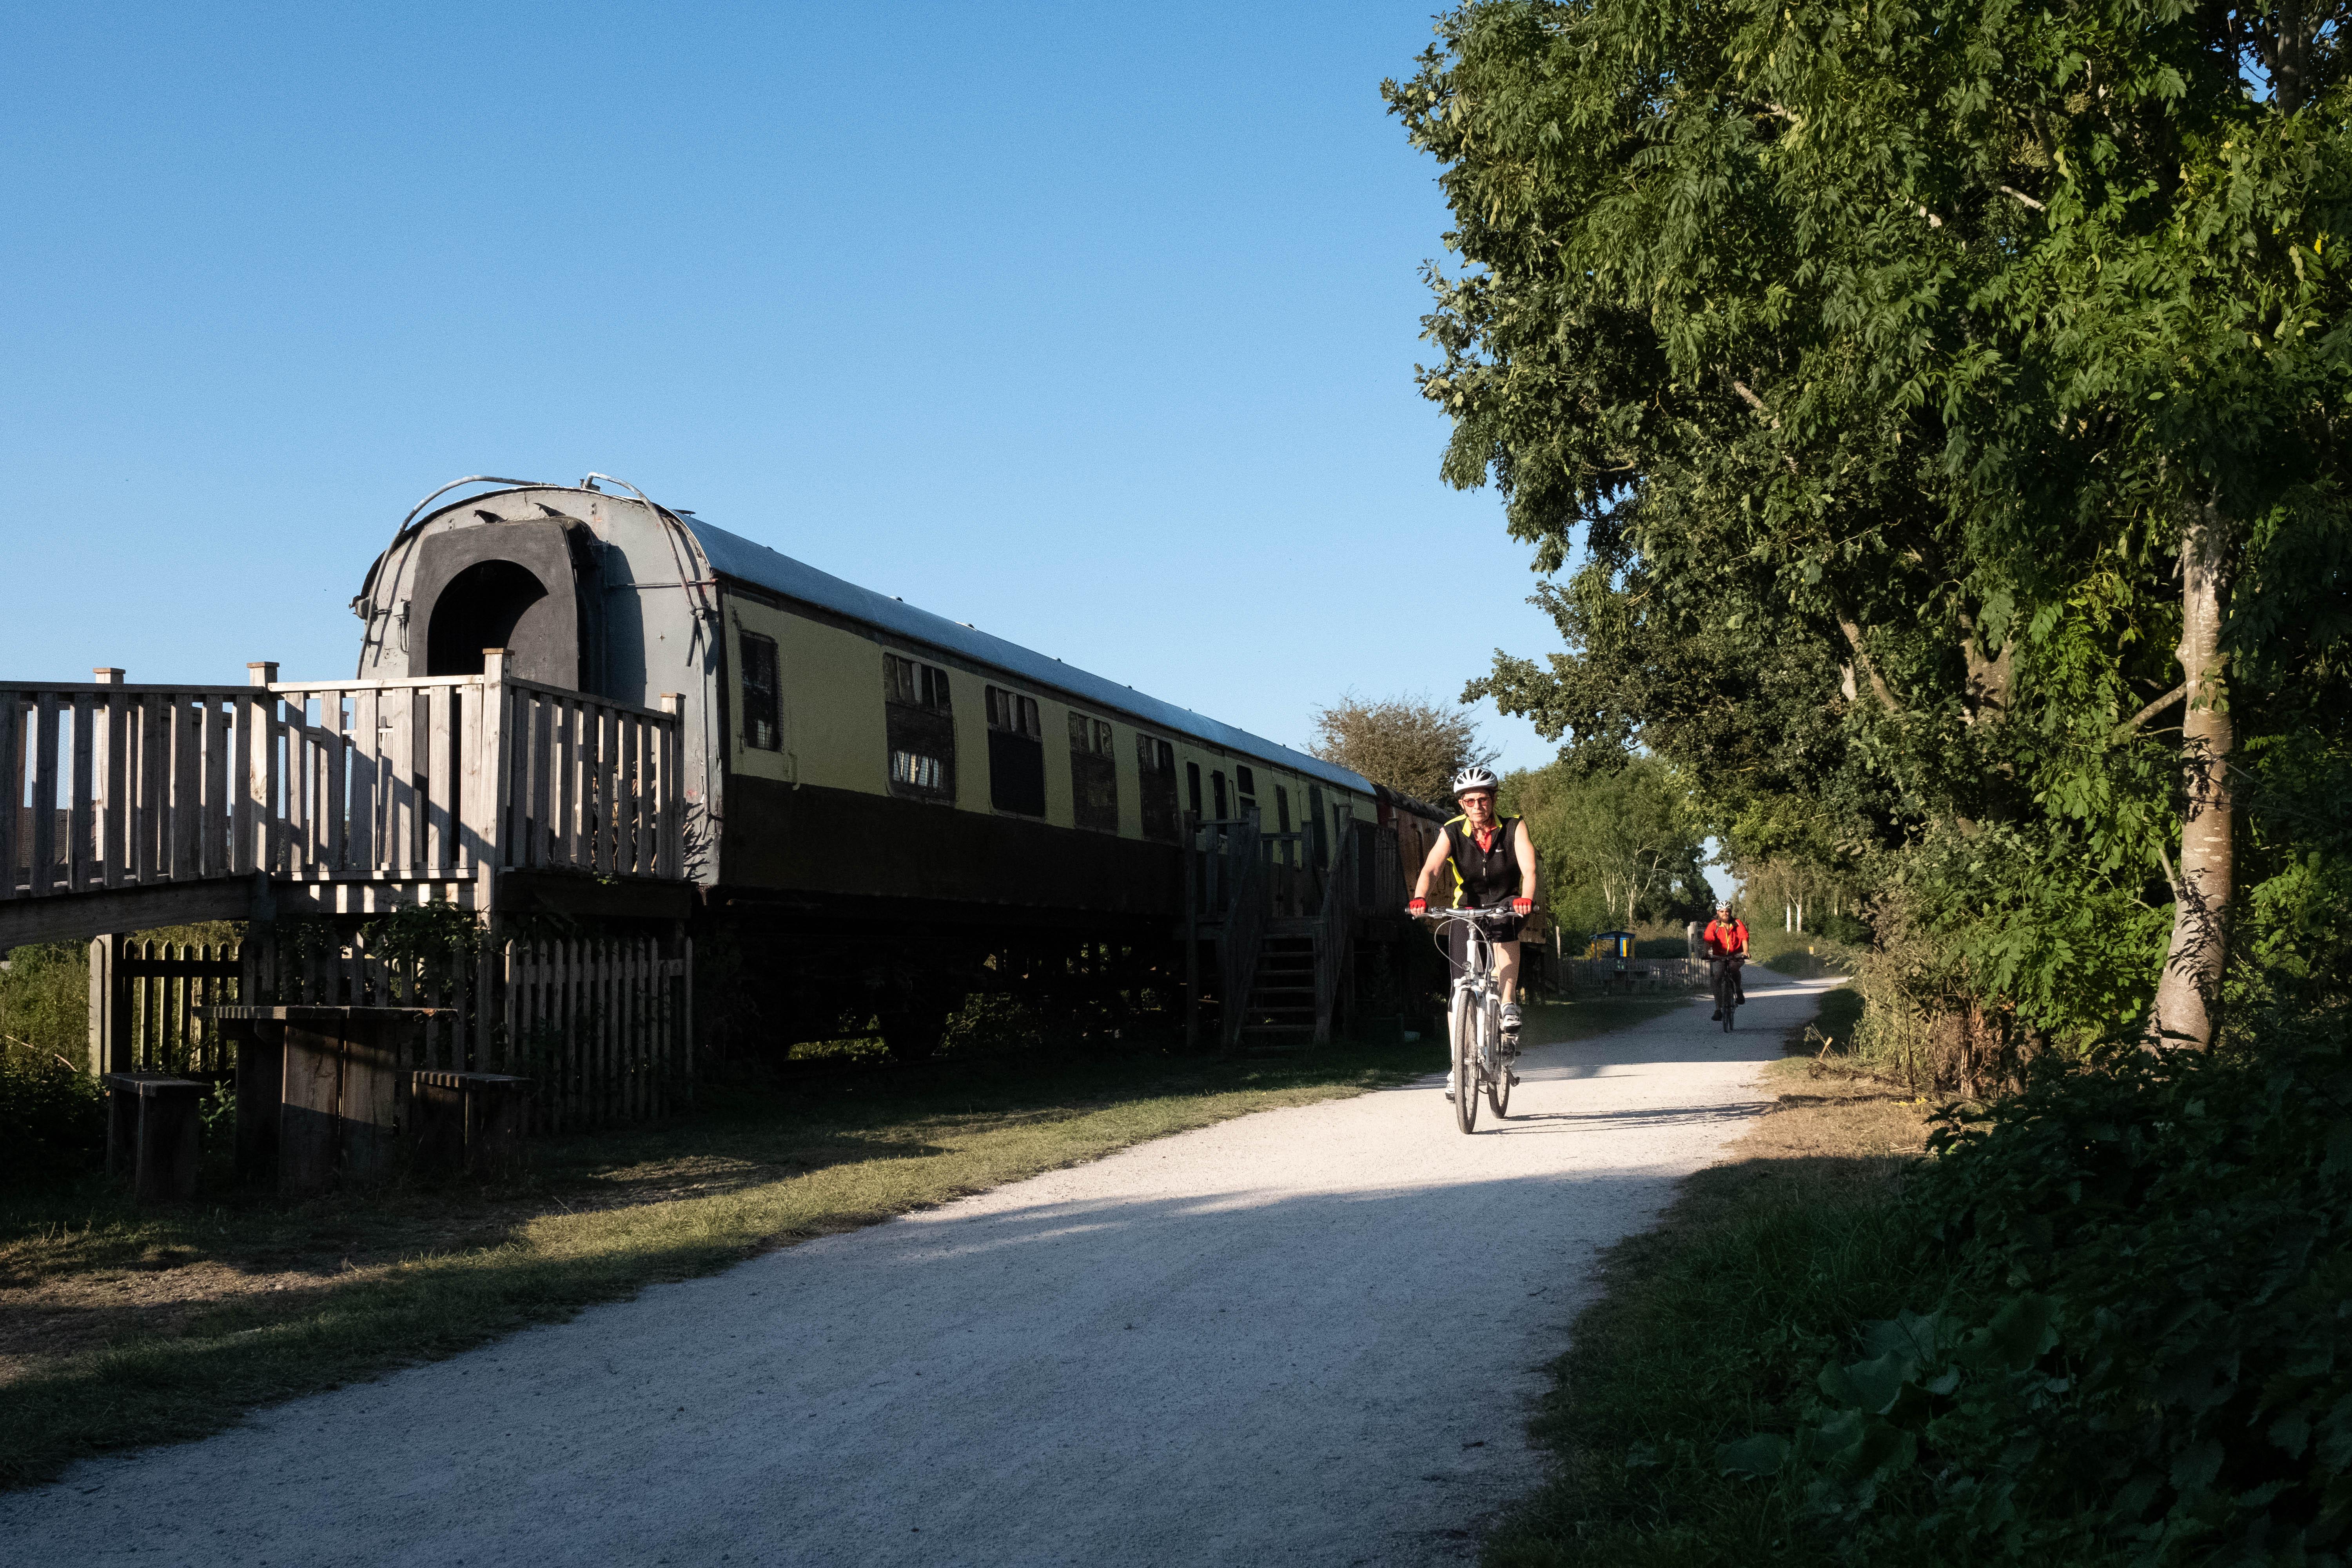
[411,1071,532,1180]
[103,1073,204,1202]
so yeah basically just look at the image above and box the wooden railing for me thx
[1311,823,1362,1042]
[3,651,684,905]
[1216,820,1267,1051]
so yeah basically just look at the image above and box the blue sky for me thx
[0,2,1572,773]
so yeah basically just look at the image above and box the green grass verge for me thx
[0,998,1678,1488]
[1486,1103,1947,1561]
[1484,983,1947,1565]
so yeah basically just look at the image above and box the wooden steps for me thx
[1234,933,1318,1046]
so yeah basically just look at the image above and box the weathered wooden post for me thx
[240,662,278,878]
[104,1073,202,1202]
[87,930,131,1075]
[1183,811,1199,1050]
[659,692,684,879]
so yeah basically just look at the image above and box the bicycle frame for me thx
[1413,906,1515,1129]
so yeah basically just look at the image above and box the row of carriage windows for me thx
[737,632,1310,845]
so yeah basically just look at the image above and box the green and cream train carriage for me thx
[352,477,1431,1041]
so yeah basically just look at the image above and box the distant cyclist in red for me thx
[1702,900,1749,1020]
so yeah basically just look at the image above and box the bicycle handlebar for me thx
[1408,906,1520,923]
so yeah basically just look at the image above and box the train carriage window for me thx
[886,654,952,712]
[1307,784,1329,868]
[1069,711,1118,833]
[1211,771,1227,820]
[891,750,944,791]
[1137,736,1178,842]
[1186,761,1203,822]
[740,633,781,752]
[1234,766,1257,822]
[884,653,956,802]
[985,684,1045,816]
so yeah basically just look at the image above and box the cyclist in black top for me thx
[1409,766,1538,1097]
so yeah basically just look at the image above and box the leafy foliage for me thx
[1387,0,2352,1060]
[1507,756,1710,928]
[1728,1023,2352,1563]
[0,945,104,1190]
[1305,690,1494,805]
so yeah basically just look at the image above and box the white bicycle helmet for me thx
[1450,765,1501,797]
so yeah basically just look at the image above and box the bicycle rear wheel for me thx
[1451,989,1479,1134]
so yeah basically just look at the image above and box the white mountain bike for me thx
[1414,906,1519,1133]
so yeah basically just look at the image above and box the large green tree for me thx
[1390,0,2352,1048]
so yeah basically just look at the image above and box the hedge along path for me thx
[0,1005,1677,1491]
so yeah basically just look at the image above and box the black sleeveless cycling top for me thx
[1442,815,1523,908]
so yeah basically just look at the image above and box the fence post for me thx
[87,931,131,1076]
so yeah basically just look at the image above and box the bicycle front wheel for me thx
[1486,1000,1513,1119]
[1451,988,1479,1134]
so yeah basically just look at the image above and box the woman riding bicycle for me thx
[1408,766,1537,1100]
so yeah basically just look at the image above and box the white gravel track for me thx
[2,970,1837,1567]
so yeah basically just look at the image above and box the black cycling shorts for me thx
[1446,907,1526,981]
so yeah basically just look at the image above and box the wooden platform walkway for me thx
[2,649,691,950]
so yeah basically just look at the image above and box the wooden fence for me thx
[1558,956,1709,994]
[5,652,684,908]
[118,940,247,1074]
[90,928,693,1133]
[267,930,694,1132]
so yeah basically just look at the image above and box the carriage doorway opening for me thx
[425,559,548,676]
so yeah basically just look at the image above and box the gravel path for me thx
[4,970,1837,1567]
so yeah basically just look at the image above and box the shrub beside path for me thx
[0,974,1838,1566]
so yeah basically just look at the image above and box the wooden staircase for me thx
[1234,922,1319,1047]
[1183,815,1367,1052]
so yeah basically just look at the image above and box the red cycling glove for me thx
[1511,897,1534,915]
[1408,898,1428,914]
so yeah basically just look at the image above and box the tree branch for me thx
[1730,379,1780,428]
[1835,616,1902,712]
[2111,682,2187,742]
[1999,185,2046,212]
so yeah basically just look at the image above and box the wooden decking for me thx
[2,650,690,949]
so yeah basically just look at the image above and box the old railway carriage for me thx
[352,478,1408,1044]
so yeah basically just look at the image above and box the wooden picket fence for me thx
[247,928,693,1133]
[120,940,248,1074]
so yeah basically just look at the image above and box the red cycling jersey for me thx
[1703,918,1749,956]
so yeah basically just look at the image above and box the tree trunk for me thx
[2151,501,2234,1047]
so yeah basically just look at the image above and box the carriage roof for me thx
[683,516,1380,800]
